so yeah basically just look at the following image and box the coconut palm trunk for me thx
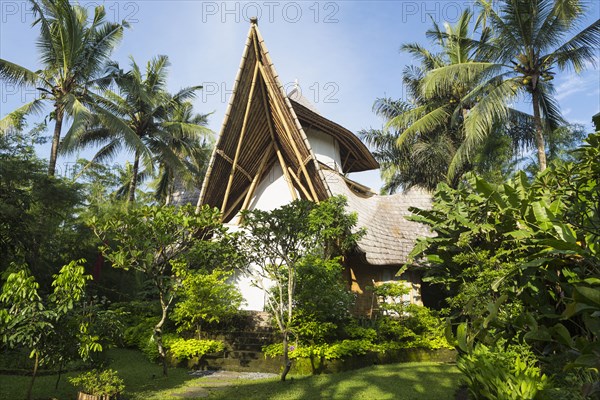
[128,151,140,203]
[531,86,547,171]
[48,107,64,176]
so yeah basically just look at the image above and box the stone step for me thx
[229,343,265,352]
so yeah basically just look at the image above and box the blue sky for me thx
[1,0,599,190]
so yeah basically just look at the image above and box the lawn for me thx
[0,349,461,400]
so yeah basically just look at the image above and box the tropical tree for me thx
[62,56,209,202]
[0,0,126,176]
[89,204,229,376]
[361,98,464,192]
[153,101,213,205]
[240,197,362,381]
[421,0,599,172]
[0,260,98,400]
[373,9,534,191]
[376,10,532,190]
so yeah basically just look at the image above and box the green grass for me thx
[0,350,461,400]
[198,363,461,400]
[0,349,194,400]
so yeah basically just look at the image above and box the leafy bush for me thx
[457,343,547,400]
[264,339,374,360]
[372,281,411,315]
[142,333,178,362]
[344,324,378,342]
[69,369,124,397]
[168,338,225,361]
[123,317,158,349]
[172,269,243,336]
[375,317,417,342]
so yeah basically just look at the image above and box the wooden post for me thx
[221,62,260,213]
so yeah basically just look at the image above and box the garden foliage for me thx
[409,131,600,396]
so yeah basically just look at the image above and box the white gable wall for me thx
[235,128,341,311]
[305,128,342,173]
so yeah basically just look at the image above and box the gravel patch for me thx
[188,370,278,380]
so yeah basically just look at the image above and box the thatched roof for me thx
[322,170,432,266]
[192,20,432,266]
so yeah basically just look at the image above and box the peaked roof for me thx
[198,21,377,222]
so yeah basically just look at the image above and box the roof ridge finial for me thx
[250,16,258,25]
[294,78,299,91]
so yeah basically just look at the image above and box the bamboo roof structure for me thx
[197,20,377,222]
[194,20,432,266]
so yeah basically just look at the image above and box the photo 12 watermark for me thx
[200,80,340,104]
[1,1,140,24]
[400,1,487,23]
[1,82,40,105]
[200,1,339,24]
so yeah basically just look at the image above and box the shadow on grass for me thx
[0,351,461,400]
[0,348,203,400]
[205,362,462,400]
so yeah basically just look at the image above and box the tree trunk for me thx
[531,88,547,171]
[280,331,292,381]
[48,107,64,176]
[154,296,170,376]
[55,358,64,390]
[26,351,39,400]
[128,151,140,203]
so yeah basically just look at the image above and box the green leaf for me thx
[457,323,468,352]
[583,278,600,286]
[552,223,577,244]
[574,286,600,307]
[531,201,552,231]
[524,327,552,342]
[551,323,574,347]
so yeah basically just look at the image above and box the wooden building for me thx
[174,20,432,315]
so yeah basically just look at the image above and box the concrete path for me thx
[173,370,278,398]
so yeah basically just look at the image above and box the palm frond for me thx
[394,105,452,149]
[0,59,40,86]
[421,62,503,98]
[549,19,600,71]
[536,83,565,131]
[0,99,46,132]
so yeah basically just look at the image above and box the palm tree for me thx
[360,98,457,192]
[383,10,497,188]
[153,102,213,205]
[422,0,599,171]
[0,0,126,176]
[373,10,533,191]
[62,55,208,203]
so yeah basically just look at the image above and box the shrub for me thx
[168,338,225,361]
[69,369,124,397]
[457,343,547,400]
[263,339,373,361]
[344,324,378,342]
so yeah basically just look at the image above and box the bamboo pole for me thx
[257,63,319,200]
[223,186,250,221]
[196,26,255,214]
[216,149,253,181]
[258,74,297,200]
[287,167,312,200]
[221,62,260,214]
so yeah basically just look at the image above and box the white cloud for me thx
[555,71,600,101]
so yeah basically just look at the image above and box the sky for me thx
[1,0,599,191]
